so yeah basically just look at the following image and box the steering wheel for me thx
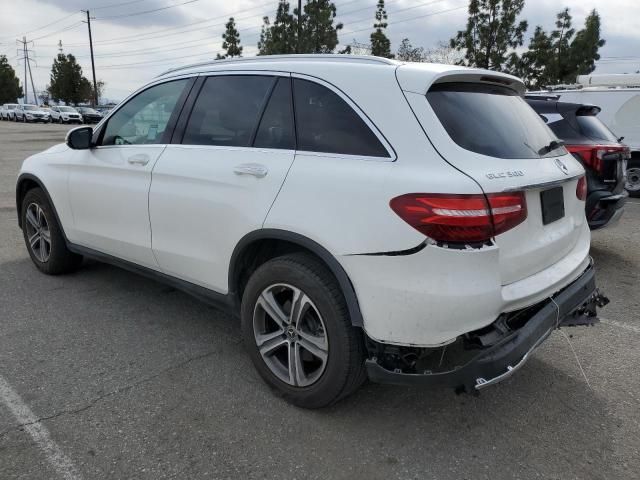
[113,135,132,146]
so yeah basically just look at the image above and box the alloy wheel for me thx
[626,167,640,192]
[253,283,329,387]
[24,203,52,263]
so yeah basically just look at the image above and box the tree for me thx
[370,0,393,58]
[396,38,425,62]
[299,0,343,53]
[569,10,605,78]
[258,0,296,55]
[450,0,528,71]
[509,9,606,88]
[48,53,88,105]
[508,26,553,88]
[550,8,575,83]
[0,55,23,104]
[217,17,243,59]
[78,78,105,104]
[424,41,465,64]
[258,0,343,55]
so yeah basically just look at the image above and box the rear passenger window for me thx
[254,78,295,150]
[183,75,275,147]
[292,79,389,157]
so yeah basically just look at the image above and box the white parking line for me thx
[600,318,640,334]
[0,375,82,480]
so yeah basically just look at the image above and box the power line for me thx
[94,0,201,20]
[92,0,151,11]
[0,11,80,41]
[95,2,468,70]
[30,22,85,42]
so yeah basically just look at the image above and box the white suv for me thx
[16,55,606,407]
[2,103,19,120]
[50,105,82,124]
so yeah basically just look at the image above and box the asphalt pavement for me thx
[0,121,638,480]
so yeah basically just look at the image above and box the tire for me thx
[58,117,63,124]
[21,188,83,275]
[626,157,640,198]
[241,253,366,408]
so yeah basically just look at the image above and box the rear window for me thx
[575,115,618,143]
[427,83,566,159]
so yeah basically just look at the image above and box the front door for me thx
[66,78,192,269]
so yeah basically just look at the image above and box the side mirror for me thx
[66,126,93,150]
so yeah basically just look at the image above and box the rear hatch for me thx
[563,106,629,194]
[398,69,588,285]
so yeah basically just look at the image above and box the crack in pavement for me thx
[0,348,221,440]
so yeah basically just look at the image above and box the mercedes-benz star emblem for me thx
[554,158,569,175]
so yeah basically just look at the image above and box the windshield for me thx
[23,105,38,111]
[8,105,17,109]
[427,83,567,159]
[59,106,76,112]
[82,108,98,113]
[576,115,619,143]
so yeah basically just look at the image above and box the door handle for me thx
[127,154,150,166]
[233,163,268,178]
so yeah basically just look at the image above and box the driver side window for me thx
[100,79,188,146]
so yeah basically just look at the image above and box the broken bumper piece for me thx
[365,263,607,393]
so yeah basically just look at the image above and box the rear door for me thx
[149,73,296,292]
[402,78,587,285]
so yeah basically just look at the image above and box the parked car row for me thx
[15,56,610,408]
[0,104,104,124]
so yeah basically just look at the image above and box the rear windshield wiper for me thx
[538,140,565,156]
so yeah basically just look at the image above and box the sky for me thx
[0,0,638,103]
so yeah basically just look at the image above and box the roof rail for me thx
[157,54,398,77]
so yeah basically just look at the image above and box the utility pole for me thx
[82,10,98,106]
[17,37,37,104]
[23,38,27,102]
[297,0,302,53]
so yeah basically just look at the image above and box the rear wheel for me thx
[21,188,82,275]
[241,253,366,408]
[626,158,640,198]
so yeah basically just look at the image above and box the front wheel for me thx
[21,188,83,275]
[241,253,366,408]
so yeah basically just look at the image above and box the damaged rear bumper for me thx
[365,263,607,392]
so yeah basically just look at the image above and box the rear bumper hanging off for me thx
[365,263,607,393]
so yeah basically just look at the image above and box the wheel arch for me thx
[15,174,68,242]
[229,229,364,327]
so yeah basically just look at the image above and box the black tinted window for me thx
[254,78,295,150]
[428,83,566,159]
[183,75,275,147]
[576,115,618,143]
[293,79,388,157]
[542,116,583,143]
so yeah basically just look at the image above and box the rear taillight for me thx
[389,192,527,243]
[576,176,588,201]
[566,144,630,175]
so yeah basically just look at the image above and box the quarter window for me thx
[101,79,189,146]
[292,78,389,157]
[182,75,275,147]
